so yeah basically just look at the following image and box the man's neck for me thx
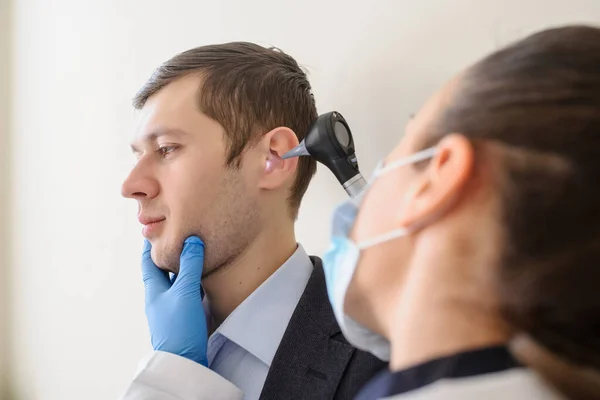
[202,223,298,327]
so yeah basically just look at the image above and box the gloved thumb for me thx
[141,240,171,302]
[172,236,205,298]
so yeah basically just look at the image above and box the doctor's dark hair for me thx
[133,42,318,218]
[425,25,600,398]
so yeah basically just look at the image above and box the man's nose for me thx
[121,162,160,200]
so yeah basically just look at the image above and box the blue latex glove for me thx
[142,236,208,366]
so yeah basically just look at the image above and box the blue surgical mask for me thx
[322,147,437,361]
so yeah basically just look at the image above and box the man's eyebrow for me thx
[130,128,189,152]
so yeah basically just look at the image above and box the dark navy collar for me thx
[355,345,521,400]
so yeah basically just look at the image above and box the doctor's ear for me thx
[258,127,299,190]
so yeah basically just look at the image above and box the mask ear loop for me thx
[356,147,438,250]
[357,228,410,250]
[374,147,438,177]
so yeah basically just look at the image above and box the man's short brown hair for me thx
[133,42,318,217]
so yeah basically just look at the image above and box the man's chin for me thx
[150,242,181,273]
[201,265,218,280]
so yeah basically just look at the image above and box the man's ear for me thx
[258,127,300,190]
[398,134,475,227]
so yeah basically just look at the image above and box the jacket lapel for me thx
[259,257,355,400]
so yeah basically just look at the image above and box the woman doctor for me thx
[121,25,600,400]
[325,24,600,400]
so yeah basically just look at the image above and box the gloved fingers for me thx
[172,236,205,296]
[142,239,171,302]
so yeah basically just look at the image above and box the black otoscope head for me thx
[282,112,366,197]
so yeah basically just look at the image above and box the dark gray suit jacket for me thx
[259,257,388,399]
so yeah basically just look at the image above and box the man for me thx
[121,42,386,399]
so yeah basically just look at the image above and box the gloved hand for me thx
[142,236,208,366]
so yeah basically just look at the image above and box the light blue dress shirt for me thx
[205,244,314,400]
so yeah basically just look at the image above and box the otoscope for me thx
[281,111,366,198]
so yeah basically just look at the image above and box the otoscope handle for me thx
[343,174,367,198]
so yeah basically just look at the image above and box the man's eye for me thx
[157,146,177,157]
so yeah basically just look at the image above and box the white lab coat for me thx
[378,369,565,400]
[120,352,565,400]
[120,351,243,400]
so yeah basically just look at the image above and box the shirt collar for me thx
[209,244,314,367]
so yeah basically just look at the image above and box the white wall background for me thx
[6,0,600,399]
[0,0,10,397]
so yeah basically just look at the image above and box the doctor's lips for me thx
[138,215,166,238]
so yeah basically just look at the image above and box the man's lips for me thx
[138,216,166,225]
[139,216,166,238]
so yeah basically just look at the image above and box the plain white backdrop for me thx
[3,0,600,398]
[1,0,9,396]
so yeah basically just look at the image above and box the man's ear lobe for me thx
[398,134,475,227]
[258,127,299,190]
